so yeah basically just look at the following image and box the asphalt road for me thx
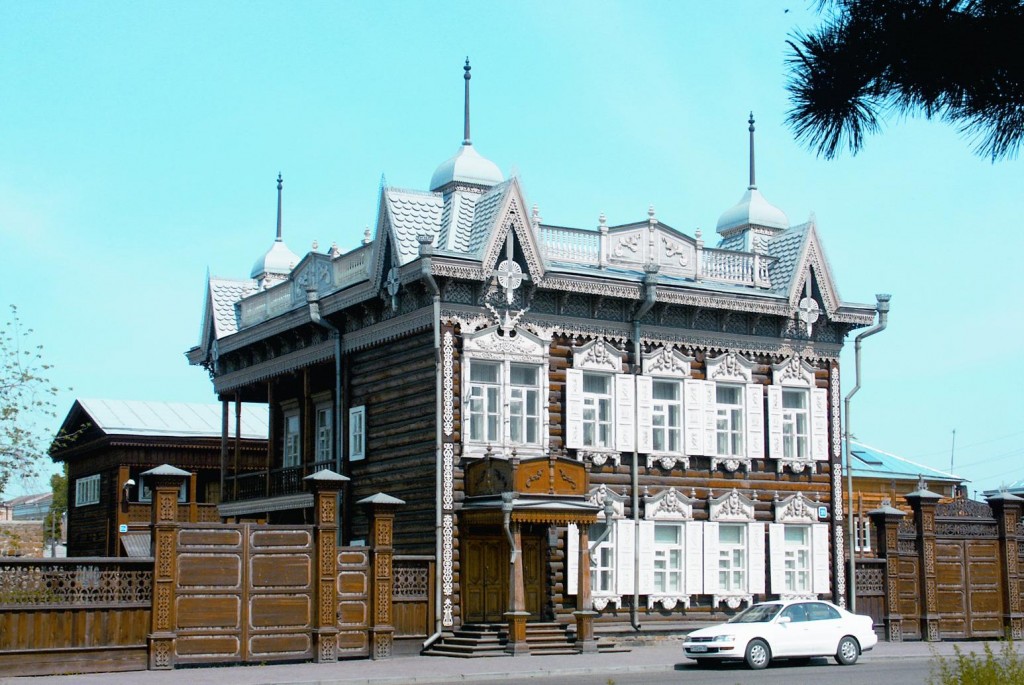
[459,655,937,685]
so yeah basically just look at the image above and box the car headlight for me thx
[712,634,735,642]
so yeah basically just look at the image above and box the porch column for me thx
[305,469,349,662]
[906,486,942,642]
[573,523,598,653]
[143,464,190,670]
[504,517,529,655]
[360,493,405,659]
[988,492,1024,640]
[868,502,906,642]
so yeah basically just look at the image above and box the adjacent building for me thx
[188,65,882,638]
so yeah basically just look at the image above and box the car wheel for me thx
[835,636,859,665]
[745,638,771,670]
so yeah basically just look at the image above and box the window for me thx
[315,403,333,465]
[783,526,811,593]
[590,522,615,593]
[781,388,809,460]
[855,516,872,552]
[718,524,746,592]
[75,474,100,507]
[283,411,301,468]
[349,405,366,461]
[582,373,613,448]
[653,523,684,594]
[714,385,744,457]
[652,380,682,453]
[805,602,841,621]
[466,361,542,447]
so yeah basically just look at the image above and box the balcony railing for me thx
[225,466,307,503]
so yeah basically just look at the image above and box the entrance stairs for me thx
[422,622,624,658]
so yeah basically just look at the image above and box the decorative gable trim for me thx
[774,492,820,524]
[586,483,627,520]
[642,346,694,378]
[789,222,841,318]
[709,488,756,522]
[705,351,755,382]
[462,325,549,362]
[479,178,546,283]
[771,355,816,387]
[643,487,697,521]
[572,339,626,372]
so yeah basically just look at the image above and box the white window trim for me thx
[769,492,830,598]
[75,474,100,507]
[460,325,550,459]
[314,400,333,466]
[566,339,631,465]
[705,488,764,608]
[641,487,703,610]
[640,346,695,469]
[855,516,872,553]
[768,356,828,473]
[703,353,763,472]
[567,484,629,609]
[282,407,301,468]
[349,405,366,462]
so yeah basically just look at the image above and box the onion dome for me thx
[716,113,789,236]
[429,59,503,192]
[251,174,299,286]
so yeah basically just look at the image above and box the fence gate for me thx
[173,523,314,665]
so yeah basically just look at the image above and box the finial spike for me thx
[748,112,756,190]
[463,58,472,145]
[276,173,283,242]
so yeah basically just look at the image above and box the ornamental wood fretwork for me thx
[774,492,819,524]
[709,488,755,522]
[644,487,696,521]
[643,346,694,378]
[936,498,993,519]
[0,561,153,607]
[706,351,753,382]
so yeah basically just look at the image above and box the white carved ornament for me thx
[774,492,819,524]
[573,339,626,372]
[587,483,626,519]
[462,325,546,361]
[706,351,754,382]
[772,355,816,387]
[709,488,756,522]
[644,487,696,521]
[643,346,694,378]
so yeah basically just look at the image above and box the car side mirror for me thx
[777,616,791,625]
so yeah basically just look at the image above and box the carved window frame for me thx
[642,487,703,610]
[702,352,764,473]
[460,325,550,459]
[705,488,764,609]
[768,356,827,474]
[769,493,830,599]
[566,339,631,466]
[567,484,629,610]
[640,346,695,470]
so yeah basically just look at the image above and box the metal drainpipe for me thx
[629,266,658,631]
[843,293,890,612]
[418,241,446,651]
[306,288,344,545]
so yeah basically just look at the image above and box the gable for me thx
[477,178,546,283]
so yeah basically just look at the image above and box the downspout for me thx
[417,236,446,650]
[307,287,344,544]
[629,265,658,632]
[843,293,890,612]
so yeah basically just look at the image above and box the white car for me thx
[683,600,877,669]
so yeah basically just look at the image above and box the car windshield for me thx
[727,604,783,623]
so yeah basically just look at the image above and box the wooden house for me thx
[50,399,267,557]
[187,65,882,644]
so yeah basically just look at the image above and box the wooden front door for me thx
[463,531,543,623]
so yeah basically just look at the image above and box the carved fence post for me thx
[988,492,1024,640]
[143,464,190,670]
[868,502,906,642]
[906,486,942,642]
[305,469,349,663]
[360,493,404,659]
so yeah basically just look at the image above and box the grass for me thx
[928,640,1024,685]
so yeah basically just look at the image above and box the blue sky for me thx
[2,1,1022,498]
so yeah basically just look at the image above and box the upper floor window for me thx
[75,474,100,507]
[315,403,333,465]
[466,360,543,447]
[349,405,366,461]
[283,411,301,468]
[582,373,613,448]
[651,380,682,453]
[768,356,829,470]
[714,384,745,457]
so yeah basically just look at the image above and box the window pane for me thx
[583,373,611,394]
[510,364,537,385]
[716,385,741,405]
[719,524,743,545]
[782,388,807,409]
[470,362,499,383]
[655,524,679,544]
[653,380,678,401]
[785,526,808,544]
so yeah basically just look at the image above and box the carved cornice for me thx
[587,483,627,519]
[644,487,697,521]
[462,325,549,360]
[774,492,820,524]
[643,346,694,378]
[342,308,434,353]
[573,339,626,372]
[772,355,817,387]
[709,488,756,522]
[706,351,754,382]
[213,340,334,394]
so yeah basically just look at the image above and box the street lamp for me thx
[844,293,890,612]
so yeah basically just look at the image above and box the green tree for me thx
[0,305,67,496]
[43,465,67,548]
[786,0,1024,160]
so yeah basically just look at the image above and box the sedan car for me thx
[683,600,877,669]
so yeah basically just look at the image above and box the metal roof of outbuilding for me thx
[74,399,268,440]
[845,440,965,483]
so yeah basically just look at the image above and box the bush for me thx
[928,640,1024,685]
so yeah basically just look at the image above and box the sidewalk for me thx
[1,639,1008,685]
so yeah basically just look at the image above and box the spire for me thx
[748,112,756,190]
[276,173,283,241]
[463,57,472,145]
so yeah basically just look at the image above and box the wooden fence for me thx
[0,467,403,676]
